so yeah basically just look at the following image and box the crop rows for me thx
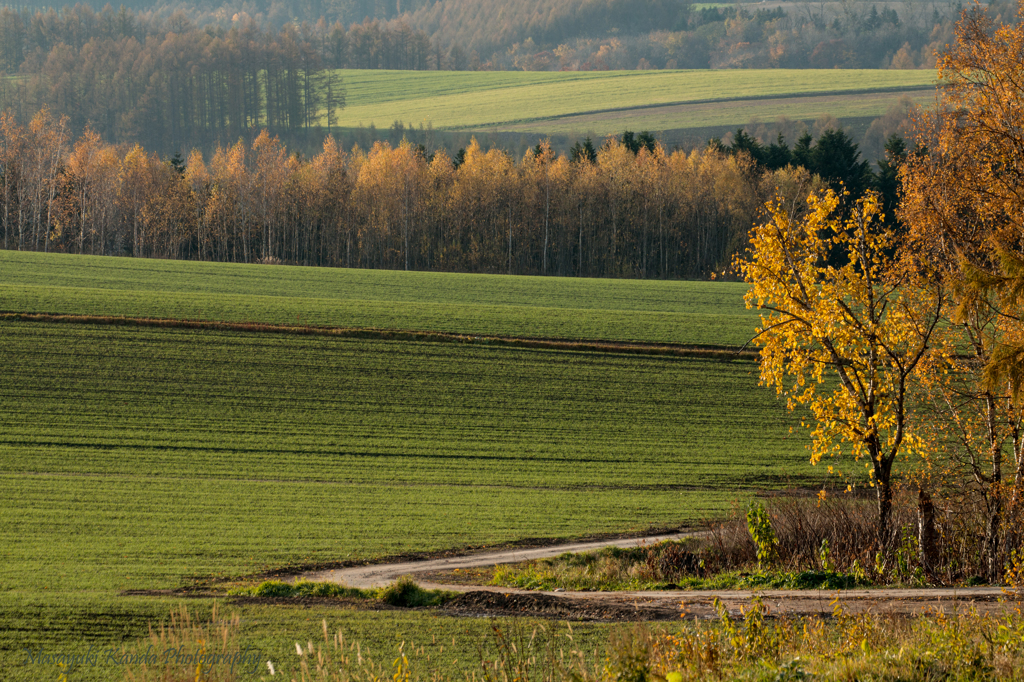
[0,252,802,679]
[0,251,759,345]
[0,319,813,677]
[0,321,810,590]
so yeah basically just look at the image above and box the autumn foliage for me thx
[0,115,817,278]
[898,0,1024,580]
[742,1,1024,574]
[739,190,943,548]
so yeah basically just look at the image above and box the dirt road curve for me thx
[302,533,695,589]
[297,534,1018,620]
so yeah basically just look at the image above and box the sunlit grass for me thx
[0,250,758,345]
[332,69,937,133]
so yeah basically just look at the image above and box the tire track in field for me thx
[6,469,770,492]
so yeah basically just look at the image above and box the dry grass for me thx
[705,488,1024,586]
[620,603,1024,681]
[705,492,896,574]
[120,601,1024,681]
[497,489,1024,591]
[122,604,263,682]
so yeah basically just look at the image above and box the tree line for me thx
[1,0,1001,95]
[0,4,440,73]
[0,6,357,152]
[1,109,860,278]
[405,0,965,70]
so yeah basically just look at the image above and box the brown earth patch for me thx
[417,566,497,586]
[443,591,677,622]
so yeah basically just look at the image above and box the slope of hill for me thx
[0,253,812,679]
[336,68,935,142]
[0,251,759,346]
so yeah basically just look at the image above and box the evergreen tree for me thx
[169,151,186,175]
[620,130,656,155]
[569,136,597,163]
[876,134,906,227]
[764,134,792,170]
[729,128,765,165]
[792,132,814,169]
[810,128,873,197]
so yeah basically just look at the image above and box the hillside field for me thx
[0,253,819,680]
[332,68,937,136]
[0,251,759,346]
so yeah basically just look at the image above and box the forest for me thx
[0,8,352,151]
[0,106,903,278]
[3,0,1005,76]
[0,0,1003,159]
[0,0,996,153]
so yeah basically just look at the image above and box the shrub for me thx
[375,576,456,607]
[747,501,779,570]
[229,580,366,599]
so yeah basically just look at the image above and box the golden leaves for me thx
[738,188,943,487]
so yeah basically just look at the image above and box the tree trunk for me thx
[543,180,549,274]
[918,488,939,574]
[876,476,893,551]
[984,503,1002,582]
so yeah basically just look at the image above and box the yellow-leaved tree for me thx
[738,190,944,549]
[899,0,1024,579]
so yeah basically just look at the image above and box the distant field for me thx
[495,89,937,136]
[0,319,810,678]
[333,68,937,136]
[0,251,759,346]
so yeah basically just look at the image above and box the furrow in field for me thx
[0,251,759,345]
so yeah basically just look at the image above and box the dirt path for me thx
[297,534,1017,621]
[301,532,694,590]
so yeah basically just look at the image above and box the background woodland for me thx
[0,0,1010,153]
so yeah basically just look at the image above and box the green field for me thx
[0,253,817,680]
[333,68,936,136]
[0,323,809,679]
[495,90,937,136]
[0,251,759,346]
[0,322,806,585]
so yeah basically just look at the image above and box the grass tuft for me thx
[227,577,457,607]
[228,580,370,599]
[376,576,457,607]
[122,603,254,681]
